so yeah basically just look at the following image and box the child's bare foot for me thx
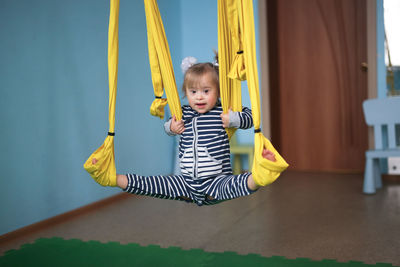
[262,149,276,162]
[92,158,98,164]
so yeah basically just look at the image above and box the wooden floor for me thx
[1,171,399,265]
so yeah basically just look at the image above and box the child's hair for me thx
[182,53,219,96]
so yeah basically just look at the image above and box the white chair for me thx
[362,96,400,194]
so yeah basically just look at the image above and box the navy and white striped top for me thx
[165,103,253,180]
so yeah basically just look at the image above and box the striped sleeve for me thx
[238,107,253,129]
[228,107,253,129]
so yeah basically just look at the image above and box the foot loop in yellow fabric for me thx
[83,136,117,187]
[252,133,289,187]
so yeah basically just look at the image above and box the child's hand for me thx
[220,109,231,128]
[170,115,185,134]
[262,148,276,162]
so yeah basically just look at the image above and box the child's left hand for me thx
[220,109,231,128]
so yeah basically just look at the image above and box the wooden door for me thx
[267,0,368,172]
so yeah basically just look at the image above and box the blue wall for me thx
[0,0,260,235]
[0,0,177,235]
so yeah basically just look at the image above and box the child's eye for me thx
[204,89,209,94]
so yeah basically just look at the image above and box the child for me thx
[95,57,276,206]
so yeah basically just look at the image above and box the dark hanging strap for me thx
[254,128,261,133]
[237,50,243,54]
[108,132,115,136]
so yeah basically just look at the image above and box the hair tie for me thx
[237,50,244,54]
[108,132,115,136]
[181,56,198,74]
[254,128,261,133]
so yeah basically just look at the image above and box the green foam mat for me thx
[0,238,397,267]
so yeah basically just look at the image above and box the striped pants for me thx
[123,172,255,206]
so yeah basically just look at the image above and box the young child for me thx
[97,58,276,206]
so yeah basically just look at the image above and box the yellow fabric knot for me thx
[150,97,168,119]
[228,53,246,81]
[83,135,117,187]
[252,133,289,186]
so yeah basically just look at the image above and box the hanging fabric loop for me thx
[144,0,182,121]
[219,0,288,186]
[83,0,120,187]
[218,0,242,139]
[237,0,288,186]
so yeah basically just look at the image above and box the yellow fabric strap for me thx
[230,0,288,186]
[226,0,246,81]
[144,0,182,120]
[217,0,242,139]
[83,0,119,187]
[223,0,245,86]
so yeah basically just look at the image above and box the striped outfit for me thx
[124,103,255,206]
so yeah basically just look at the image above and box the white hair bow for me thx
[181,56,198,74]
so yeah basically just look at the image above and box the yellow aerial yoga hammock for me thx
[84,0,288,188]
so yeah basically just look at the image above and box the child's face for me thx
[185,71,219,114]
